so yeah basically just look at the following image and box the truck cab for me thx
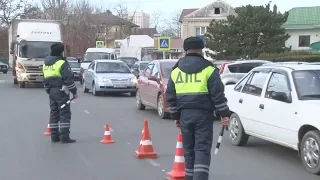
[9,19,63,88]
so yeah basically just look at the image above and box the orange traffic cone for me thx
[100,124,115,144]
[167,133,185,180]
[135,120,158,159]
[43,121,51,136]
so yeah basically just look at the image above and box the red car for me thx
[136,59,178,119]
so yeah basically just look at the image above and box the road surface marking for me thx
[145,159,160,167]
[71,101,75,104]
[84,110,91,115]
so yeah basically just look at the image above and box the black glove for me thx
[170,112,181,120]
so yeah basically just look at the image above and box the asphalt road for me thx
[0,73,319,180]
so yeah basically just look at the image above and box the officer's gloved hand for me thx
[72,93,78,99]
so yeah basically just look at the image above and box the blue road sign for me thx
[158,37,171,51]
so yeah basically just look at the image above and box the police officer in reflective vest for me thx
[166,37,230,180]
[43,42,78,143]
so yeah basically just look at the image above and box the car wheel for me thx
[228,113,249,146]
[13,78,18,84]
[136,90,145,110]
[130,92,136,97]
[92,82,99,96]
[18,81,25,88]
[3,71,7,74]
[157,94,170,119]
[301,130,320,175]
[83,81,89,93]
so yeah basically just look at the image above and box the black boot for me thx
[51,136,60,143]
[60,136,76,144]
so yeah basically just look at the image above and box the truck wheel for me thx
[228,113,249,146]
[14,78,18,84]
[18,81,25,88]
[301,130,320,175]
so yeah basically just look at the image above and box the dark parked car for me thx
[118,57,138,69]
[136,59,178,119]
[130,61,150,77]
[66,57,81,81]
[0,62,8,74]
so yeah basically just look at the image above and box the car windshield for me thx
[19,41,58,59]
[96,62,130,73]
[68,61,80,68]
[161,61,177,78]
[139,62,149,70]
[83,52,111,62]
[293,70,320,100]
[120,58,138,68]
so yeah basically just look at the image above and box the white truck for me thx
[8,19,63,88]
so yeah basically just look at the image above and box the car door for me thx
[138,63,154,103]
[260,71,297,146]
[86,62,95,89]
[148,63,160,106]
[239,70,270,135]
[83,62,92,86]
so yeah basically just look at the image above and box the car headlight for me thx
[131,77,137,83]
[99,77,111,83]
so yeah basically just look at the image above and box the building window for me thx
[299,35,310,47]
[195,27,207,36]
[214,8,221,14]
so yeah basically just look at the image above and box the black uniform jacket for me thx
[165,53,230,119]
[43,56,77,95]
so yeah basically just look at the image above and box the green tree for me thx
[205,3,290,60]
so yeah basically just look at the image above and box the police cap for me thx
[183,36,204,51]
[50,42,64,56]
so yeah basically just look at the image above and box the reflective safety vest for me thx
[171,66,215,94]
[42,60,65,78]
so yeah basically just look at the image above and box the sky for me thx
[93,0,319,17]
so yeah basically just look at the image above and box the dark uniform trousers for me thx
[49,88,71,140]
[180,109,214,180]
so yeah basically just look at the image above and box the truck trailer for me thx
[8,19,63,88]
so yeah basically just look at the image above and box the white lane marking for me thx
[71,101,75,104]
[0,80,7,84]
[84,110,91,115]
[145,159,160,167]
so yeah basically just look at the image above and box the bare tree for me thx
[150,12,162,29]
[159,11,181,38]
[114,4,137,39]
[0,0,35,26]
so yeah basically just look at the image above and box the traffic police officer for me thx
[165,37,230,180]
[43,42,78,143]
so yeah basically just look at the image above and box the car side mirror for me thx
[271,91,292,103]
[148,76,158,81]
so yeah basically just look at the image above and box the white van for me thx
[79,48,117,84]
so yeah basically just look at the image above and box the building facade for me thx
[179,0,236,40]
[129,11,150,28]
[282,6,320,51]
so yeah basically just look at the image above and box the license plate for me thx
[114,84,127,88]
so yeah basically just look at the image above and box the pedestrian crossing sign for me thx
[96,41,104,48]
[158,37,171,51]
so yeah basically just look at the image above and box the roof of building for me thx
[89,12,139,27]
[183,0,236,19]
[179,8,198,22]
[282,6,320,29]
[135,28,158,37]
[153,38,183,49]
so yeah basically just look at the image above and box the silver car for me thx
[82,59,137,96]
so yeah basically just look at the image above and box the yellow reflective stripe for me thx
[171,66,215,94]
[43,60,65,78]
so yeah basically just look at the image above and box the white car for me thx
[225,63,320,175]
